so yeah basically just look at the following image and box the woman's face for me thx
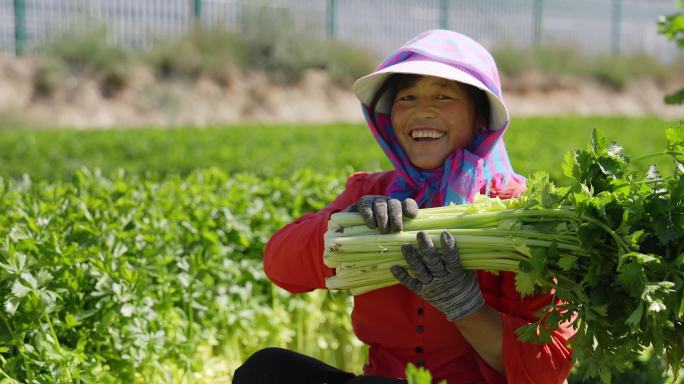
[390,75,481,170]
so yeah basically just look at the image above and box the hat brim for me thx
[352,60,509,131]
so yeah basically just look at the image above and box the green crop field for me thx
[0,117,682,383]
[0,117,679,183]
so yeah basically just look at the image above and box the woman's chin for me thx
[411,159,446,170]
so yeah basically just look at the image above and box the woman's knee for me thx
[244,347,288,367]
[233,348,288,383]
[232,347,355,384]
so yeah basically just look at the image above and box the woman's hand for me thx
[391,231,484,321]
[346,195,418,233]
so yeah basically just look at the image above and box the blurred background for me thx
[0,0,682,128]
[0,1,683,384]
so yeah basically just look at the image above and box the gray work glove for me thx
[346,195,418,233]
[391,231,485,322]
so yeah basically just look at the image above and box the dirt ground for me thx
[0,54,682,129]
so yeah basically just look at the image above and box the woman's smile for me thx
[410,128,446,140]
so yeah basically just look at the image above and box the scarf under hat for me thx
[362,30,524,207]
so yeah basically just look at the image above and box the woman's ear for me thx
[473,115,487,135]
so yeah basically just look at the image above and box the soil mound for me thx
[0,54,682,129]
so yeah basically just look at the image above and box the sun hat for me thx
[352,33,510,131]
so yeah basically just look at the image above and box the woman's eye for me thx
[436,94,452,100]
[397,95,415,101]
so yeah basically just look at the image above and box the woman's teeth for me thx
[411,130,445,140]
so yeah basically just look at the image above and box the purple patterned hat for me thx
[352,30,509,131]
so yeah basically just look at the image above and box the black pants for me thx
[232,347,406,384]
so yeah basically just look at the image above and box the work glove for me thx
[391,231,485,322]
[346,195,418,233]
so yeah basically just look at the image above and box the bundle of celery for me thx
[323,128,684,383]
[325,194,604,295]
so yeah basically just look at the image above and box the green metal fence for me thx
[0,0,680,60]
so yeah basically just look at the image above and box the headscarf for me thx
[360,30,525,207]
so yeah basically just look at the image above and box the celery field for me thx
[0,117,682,383]
[0,117,677,183]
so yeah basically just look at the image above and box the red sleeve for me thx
[500,271,574,384]
[500,304,574,384]
[471,274,574,384]
[263,172,371,293]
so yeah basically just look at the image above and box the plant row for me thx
[0,168,363,383]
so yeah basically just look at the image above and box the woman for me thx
[233,29,574,384]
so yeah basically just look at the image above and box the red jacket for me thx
[264,171,574,384]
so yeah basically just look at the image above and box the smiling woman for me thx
[234,29,575,384]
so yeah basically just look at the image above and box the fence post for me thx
[327,0,336,39]
[440,0,449,30]
[193,0,202,23]
[533,0,543,47]
[611,0,622,55]
[13,0,26,56]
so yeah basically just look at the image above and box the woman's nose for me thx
[415,99,436,119]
